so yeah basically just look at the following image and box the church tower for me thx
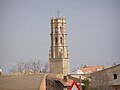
[49,17,70,74]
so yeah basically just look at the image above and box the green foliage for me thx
[82,78,90,90]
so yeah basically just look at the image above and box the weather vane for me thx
[57,9,60,18]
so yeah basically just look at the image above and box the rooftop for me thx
[0,74,44,90]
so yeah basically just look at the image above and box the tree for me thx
[42,61,49,73]
[9,59,49,74]
[9,60,26,74]
[30,60,44,73]
[82,78,90,90]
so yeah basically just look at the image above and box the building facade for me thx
[91,64,120,90]
[49,17,70,74]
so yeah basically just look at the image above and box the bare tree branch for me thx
[42,61,49,73]
[9,59,48,74]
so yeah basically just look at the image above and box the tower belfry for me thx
[49,17,70,74]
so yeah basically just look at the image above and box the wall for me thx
[91,64,120,90]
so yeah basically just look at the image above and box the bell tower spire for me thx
[49,17,70,74]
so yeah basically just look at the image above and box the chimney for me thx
[64,75,69,82]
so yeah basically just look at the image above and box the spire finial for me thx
[57,9,60,18]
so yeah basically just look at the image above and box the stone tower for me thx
[49,17,70,74]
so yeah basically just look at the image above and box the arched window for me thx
[60,27,62,32]
[60,37,62,43]
[55,27,57,33]
[60,27,61,30]
[55,37,58,43]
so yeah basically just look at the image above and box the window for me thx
[113,74,117,80]
[60,27,62,30]
[55,27,57,33]
[60,27,62,33]
[55,37,58,43]
[60,37,62,43]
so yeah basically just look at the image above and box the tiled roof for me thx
[47,74,73,86]
[0,74,44,90]
[80,66,105,74]
[55,79,73,86]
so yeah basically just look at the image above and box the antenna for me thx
[56,9,60,18]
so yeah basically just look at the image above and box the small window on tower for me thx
[62,23,63,26]
[60,37,62,43]
[60,27,62,33]
[55,37,58,43]
[55,27,57,33]
[60,27,62,30]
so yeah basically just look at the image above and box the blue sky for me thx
[0,0,120,73]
